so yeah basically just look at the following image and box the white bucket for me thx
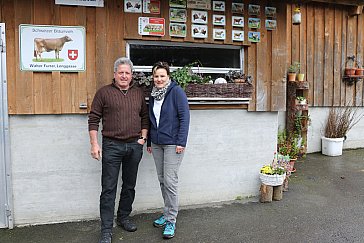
[321,137,344,156]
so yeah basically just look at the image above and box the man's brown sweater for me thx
[88,82,149,141]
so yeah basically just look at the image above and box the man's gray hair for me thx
[114,57,134,72]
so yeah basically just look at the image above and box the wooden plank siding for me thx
[271,2,288,111]
[288,2,364,107]
[1,1,364,114]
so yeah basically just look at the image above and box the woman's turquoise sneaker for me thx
[153,215,166,228]
[163,222,176,239]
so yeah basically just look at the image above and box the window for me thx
[127,41,244,77]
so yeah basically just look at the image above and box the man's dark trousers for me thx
[100,137,143,233]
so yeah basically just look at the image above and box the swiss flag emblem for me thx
[68,50,78,60]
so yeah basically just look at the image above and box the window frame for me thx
[126,40,244,74]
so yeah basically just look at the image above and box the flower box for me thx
[259,173,286,186]
[184,83,254,98]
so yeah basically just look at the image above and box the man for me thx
[88,57,149,243]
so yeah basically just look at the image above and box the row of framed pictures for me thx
[124,1,243,13]
[172,9,245,26]
[125,1,277,18]
[138,17,261,42]
[171,9,276,29]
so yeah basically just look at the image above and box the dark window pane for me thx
[130,44,241,68]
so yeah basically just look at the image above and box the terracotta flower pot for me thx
[289,158,297,173]
[287,73,296,81]
[355,68,364,76]
[345,67,356,75]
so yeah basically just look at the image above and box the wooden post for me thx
[273,185,283,201]
[282,177,289,191]
[259,184,273,202]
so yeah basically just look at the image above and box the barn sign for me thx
[19,24,86,72]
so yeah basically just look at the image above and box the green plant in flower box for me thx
[260,165,285,175]
[171,62,210,89]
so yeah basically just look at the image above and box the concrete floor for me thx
[1,149,364,243]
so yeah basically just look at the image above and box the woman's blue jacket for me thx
[148,81,190,147]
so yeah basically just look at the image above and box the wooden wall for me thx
[288,2,364,107]
[0,0,290,114]
[2,1,362,114]
[1,0,126,114]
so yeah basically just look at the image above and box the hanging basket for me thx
[259,173,286,186]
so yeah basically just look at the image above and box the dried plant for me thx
[324,106,364,138]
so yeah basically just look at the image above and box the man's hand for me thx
[91,143,102,160]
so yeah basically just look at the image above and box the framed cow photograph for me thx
[191,24,208,38]
[248,31,260,42]
[248,18,261,29]
[248,4,260,16]
[265,19,277,30]
[169,0,186,8]
[191,10,208,24]
[143,0,160,14]
[232,30,244,41]
[232,3,244,14]
[232,16,244,28]
[170,8,187,22]
[265,7,276,18]
[169,23,187,37]
[213,1,225,11]
[213,28,226,40]
[124,0,142,13]
[187,0,211,10]
[213,15,226,26]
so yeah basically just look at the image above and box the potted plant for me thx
[224,70,246,83]
[277,130,306,171]
[296,96,307,105]
[133,71,152,97]
[355,57,364,76]
[287,62,300,81]
[259,153,290,187]
[259,163,287,187]
[171,62,210,89]
[344,55,356,76]
[322,105,363,156]
[259,153,290,200]
[294,114,311,135]
[296,63,305,81]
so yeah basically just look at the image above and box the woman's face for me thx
[153,68,170,89]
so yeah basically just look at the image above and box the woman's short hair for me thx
[152,61,170,76]
[114,57,134,72]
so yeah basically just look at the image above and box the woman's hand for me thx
[147,147,152,153]
[176,146,185,154]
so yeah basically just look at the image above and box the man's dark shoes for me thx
[117,218,137,232]
[99,232,112,243]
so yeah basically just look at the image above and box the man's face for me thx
[114,64,132,89]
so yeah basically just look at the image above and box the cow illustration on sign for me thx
[34,35,72,61]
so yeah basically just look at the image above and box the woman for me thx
[147,61,190,239]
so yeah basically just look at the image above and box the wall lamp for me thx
[292,5,301,25]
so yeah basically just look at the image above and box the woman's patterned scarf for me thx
[151,80,171,101]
